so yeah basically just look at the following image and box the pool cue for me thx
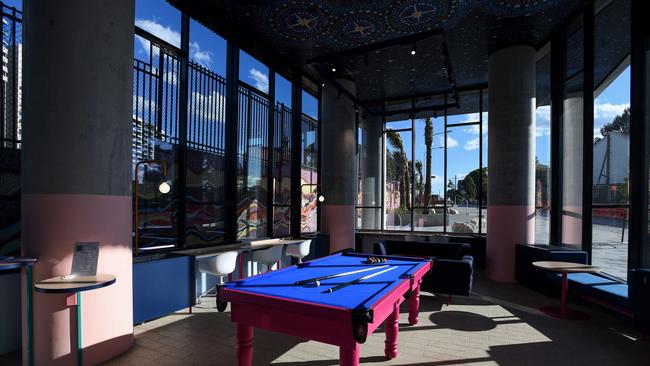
[324,266,397,293]
[295,265,388,286]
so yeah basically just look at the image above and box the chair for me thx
[197,251,239,310]
[285,240,312,263]
[251,244,284,274]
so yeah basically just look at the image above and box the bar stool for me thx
[198,251,239,310]
[285,239,312,264]
[251,245,284,274]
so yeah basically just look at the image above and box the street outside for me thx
[386,206,629,281]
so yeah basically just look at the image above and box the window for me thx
[357,115,382,230]
[363,90,487,233]
[591,66,630,280]
[590,0,631,280]
[301,91,319,233]
[384,125,412,230]
[185,19,227,245]
[536,52,552,244]
[412,116,444,232]
[272,75,292,237]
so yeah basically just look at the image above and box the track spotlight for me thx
[321,82,326,87]
[410,44,416,56]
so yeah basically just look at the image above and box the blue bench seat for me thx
[549,272,631,310]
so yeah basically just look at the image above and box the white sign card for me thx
[71,242,99,276]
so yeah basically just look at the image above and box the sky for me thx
[387,65,630,198]
[7,0,631,198]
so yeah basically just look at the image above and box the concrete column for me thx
[360,115,382,229]
[321,79,357,252]
[487,46,536,282]
[22,1,134,365]
[561,96,584,248]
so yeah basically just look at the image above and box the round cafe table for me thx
[532,261,599,320]
[0,257,37,366]
[34,274,116,366]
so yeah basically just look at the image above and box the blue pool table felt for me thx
[224,253,429,311]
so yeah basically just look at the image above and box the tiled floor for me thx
[1,275,646,366]
[100,276,650,366]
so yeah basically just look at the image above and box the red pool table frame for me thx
[220,256,432,366]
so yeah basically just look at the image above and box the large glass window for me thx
[592,66,630,280]
[384,124,412,231]
[590,0,631,279]
[536,52,552,244]
[412,116,444,232]
[372,90,487,233]
[271,75,292,237]
[301,91,319,234]
[185,20,227,245]
[237,82,270,239]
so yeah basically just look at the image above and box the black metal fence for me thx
[0,4,21,149]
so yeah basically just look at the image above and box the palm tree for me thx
[415,160,423,205]
[424,117,433,213]
[386,130,411,210]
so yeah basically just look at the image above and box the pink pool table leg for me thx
[237,324,254,366]
[339,344,360,366]
[384,302,399,359]
[408,284,421,325]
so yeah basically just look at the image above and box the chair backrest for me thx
[252,245,284,266]
[293,240,312,257]
[198,251,239,276]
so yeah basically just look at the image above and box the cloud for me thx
[189,90,226,123]
[135,18,181,48]
[535,105,551,137]
[447,136,458,148]
[135,19,212,67]
[189,42,213,67]
[594,100,629,121]
[464,124,480,135]
[464,137,480,151]
[459,112,487,135]
[249,68,269,93]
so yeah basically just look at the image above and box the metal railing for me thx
[0,3,21,149]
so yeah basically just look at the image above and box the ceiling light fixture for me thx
[410,44,416,56]
[331,67,336,72]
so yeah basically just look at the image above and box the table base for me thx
[540,306,590,320]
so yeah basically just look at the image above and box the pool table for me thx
[218,252,433,366]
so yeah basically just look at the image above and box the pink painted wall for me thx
[322,205,355,253]
[22,194,133,365]
[486,205,535,282]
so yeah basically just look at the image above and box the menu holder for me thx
[71,242,99,277]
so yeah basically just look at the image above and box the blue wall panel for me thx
[133,254,193,324]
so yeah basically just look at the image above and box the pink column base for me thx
[22,194,134,366]
[486,205,535,282]
[322,205,355,253]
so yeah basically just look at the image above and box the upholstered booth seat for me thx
[374,240,474,296]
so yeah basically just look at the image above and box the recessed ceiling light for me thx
[331,67,336,72]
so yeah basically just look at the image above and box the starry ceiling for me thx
[167,0,627,118]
